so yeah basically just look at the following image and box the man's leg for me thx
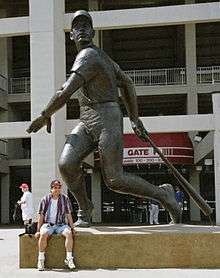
[98,126,181,224]
[57,225,75,270]
[154,205,159,224]
[58,123,95,227]
[38,234,48,251]
[37,224,54,271]
[149,207,154,225]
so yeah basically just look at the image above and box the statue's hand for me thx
[131,118,148,139]
[26,115,51,134]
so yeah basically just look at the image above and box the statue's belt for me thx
[80,101,120,109]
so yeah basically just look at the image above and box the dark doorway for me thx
[9,166,31,223]
[101,164,190,224]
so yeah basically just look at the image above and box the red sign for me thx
[123,133,193,165]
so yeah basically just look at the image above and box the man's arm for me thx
[35,214,44,239]
[26,72,84,134]
[36,214,44,232]
[17,193,27,205]
[17,200,25,205]
[66,213,75,230]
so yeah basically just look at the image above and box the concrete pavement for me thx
[0,226,220,278]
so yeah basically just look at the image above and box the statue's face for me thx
[70,16,94,44]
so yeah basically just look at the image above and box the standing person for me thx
[27,10,181,227]
[149,199,160,225]
[17,183,33,225]
[175,186,184,219]
[35,180,75,271]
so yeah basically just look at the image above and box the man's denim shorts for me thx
[40,223,70,235]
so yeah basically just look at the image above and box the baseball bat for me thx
[137,128,213,216]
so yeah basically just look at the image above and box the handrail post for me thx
[212,66,214,84]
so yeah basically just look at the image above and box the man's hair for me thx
[50,179,61,188]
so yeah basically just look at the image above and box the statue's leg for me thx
[98,126,181,224]
[58,123,95,227]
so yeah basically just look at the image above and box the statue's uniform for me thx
[70,45,122,140]
[59,46,165,221]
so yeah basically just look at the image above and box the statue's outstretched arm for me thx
[26,73,84,134]
[40,72,83,118]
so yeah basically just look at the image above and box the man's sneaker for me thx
[64,257,76,270]
[37,259,45,271]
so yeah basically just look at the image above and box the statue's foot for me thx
[159,184,182,224]
[74,218,90,228]
[75,201,94,228]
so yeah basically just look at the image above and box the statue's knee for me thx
[58,158,67,175]
[59,158,83,194]
[58,158,77,177]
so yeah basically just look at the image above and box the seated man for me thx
[35,180,75,271]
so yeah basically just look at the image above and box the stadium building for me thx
[0,0,220,225]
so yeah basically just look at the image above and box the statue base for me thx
[19,224,220,269]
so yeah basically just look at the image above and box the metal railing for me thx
[197,66,220,84]
[9,77,30,94]
[8,149,31,160]
[0,74,8,93]
[8,66,220,93]
[125,67,186,86]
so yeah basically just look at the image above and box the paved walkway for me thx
[0,226,220,278]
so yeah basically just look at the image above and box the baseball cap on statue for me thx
[19,183,29,189]
[71,10,93,28]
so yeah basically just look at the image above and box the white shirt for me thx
[21,191,33,220]
[48,198,58,224]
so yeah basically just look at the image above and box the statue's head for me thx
[70,10,95,44]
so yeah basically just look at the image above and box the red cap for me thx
[19,183,29,189]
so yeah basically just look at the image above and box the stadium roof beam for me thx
[1,3,219,37]
[0,16,29,37]
[65,3,220,31]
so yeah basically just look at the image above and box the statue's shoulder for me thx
[76,46,99,60]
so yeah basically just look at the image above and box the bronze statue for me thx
[27,10,181,227]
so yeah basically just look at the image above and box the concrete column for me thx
[1,174,10,223]
[91,170,102,223]
[0,38,8,77]
[29,0,66,215]
[0,10,10,225]
[0,36,8,122]
[88,0,102,223]
[88,0,100,47]
[185,23,198,115]
[0,9,8,78]
[0,10,9,121]
[0,8,12,84]
[189,169,201,222]
[212,92,220,225]
[185,11,201,223]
